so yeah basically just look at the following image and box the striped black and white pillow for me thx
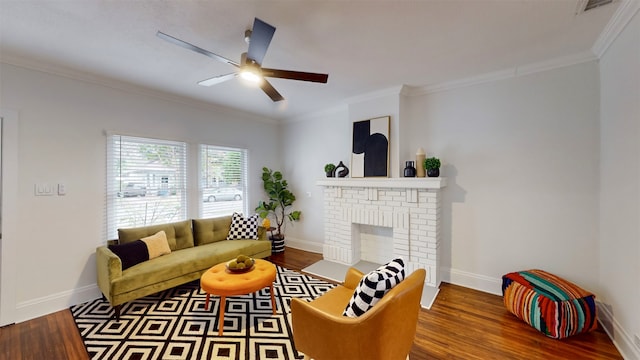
[226,212,260,240]
[343,258,405,317]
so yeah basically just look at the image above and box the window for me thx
[107,135,187,239]
[200,145,247,218]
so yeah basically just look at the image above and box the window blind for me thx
[199,145,248,218]
[106,135,187,239]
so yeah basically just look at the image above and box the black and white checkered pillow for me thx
[343,258,405,317]
[226,212,260,240]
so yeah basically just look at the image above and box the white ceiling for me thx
[0,0,619,120]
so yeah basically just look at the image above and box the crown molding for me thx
[0,54,279,125]
[409,69,515,96]
[344,85,406,104]
[592,0,640,57]
[406,51,597,97]
[515,51,598,76]
[399,84,419,96]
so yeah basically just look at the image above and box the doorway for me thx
[0,109,18,326]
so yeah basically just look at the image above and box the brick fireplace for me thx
[317,177,447,294]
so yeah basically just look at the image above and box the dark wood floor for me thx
[0,247,622,360]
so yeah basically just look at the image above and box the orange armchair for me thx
[291,267,426,360]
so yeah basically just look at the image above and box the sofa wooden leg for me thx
[114,305,121,321]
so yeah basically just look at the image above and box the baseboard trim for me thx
[597,301,640,360]
[284,237,323,254]
[15,284,101,323]
[441,267,503,296]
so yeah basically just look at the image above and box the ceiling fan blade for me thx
[156,31,239,67]
[260,79,284,102]
[246,18,275,65]
[262,68,329,83]
[198,73,238,87]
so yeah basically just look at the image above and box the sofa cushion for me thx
[193,216,233,245]
[118,220,194,251]
[141,231,171,259]
[343,258,405,317]
[226,212,259,240]
[108,240,149,270]
[108,231,171,270]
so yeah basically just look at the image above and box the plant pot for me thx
[325,171,334,178]
[270,234,286,253]
[427,168,440,177]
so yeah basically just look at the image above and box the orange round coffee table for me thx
[200,258,277,335]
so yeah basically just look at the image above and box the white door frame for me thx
[1,109,18,326]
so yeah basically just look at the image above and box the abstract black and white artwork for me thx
[351,116,390,177]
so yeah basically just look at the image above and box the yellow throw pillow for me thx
[141,231,171,260]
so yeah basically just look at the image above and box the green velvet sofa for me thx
[96,215,271,319]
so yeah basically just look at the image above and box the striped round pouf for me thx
[502,269,597,339]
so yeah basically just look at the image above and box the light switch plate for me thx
[34,183,55,196]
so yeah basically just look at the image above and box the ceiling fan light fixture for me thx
[240,70,262,83]
[239,63,263,84]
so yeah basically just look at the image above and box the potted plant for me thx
[324,163,336,177]
[424,157,441,177]
[256,167,301,252]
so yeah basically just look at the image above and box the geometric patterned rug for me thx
[71,266,335,360]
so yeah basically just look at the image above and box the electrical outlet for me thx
[634,334,640,349]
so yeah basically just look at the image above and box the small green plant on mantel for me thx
[424,157,441,177]
[424,157,441,170]
[255,167,301,240]
[324,163,336,177]
[324,163,336,173]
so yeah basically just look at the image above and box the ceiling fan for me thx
[157,18,328,102]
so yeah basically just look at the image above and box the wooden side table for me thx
[200,258,277,335]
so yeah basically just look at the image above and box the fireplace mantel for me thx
[316,177,447,189]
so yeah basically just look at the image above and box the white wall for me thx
[279,106,349,251]
[283,61,601,296]
[407,62,601,293]
[0,63,280,322]
[348,89,402,178]
[599,10,640,360]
